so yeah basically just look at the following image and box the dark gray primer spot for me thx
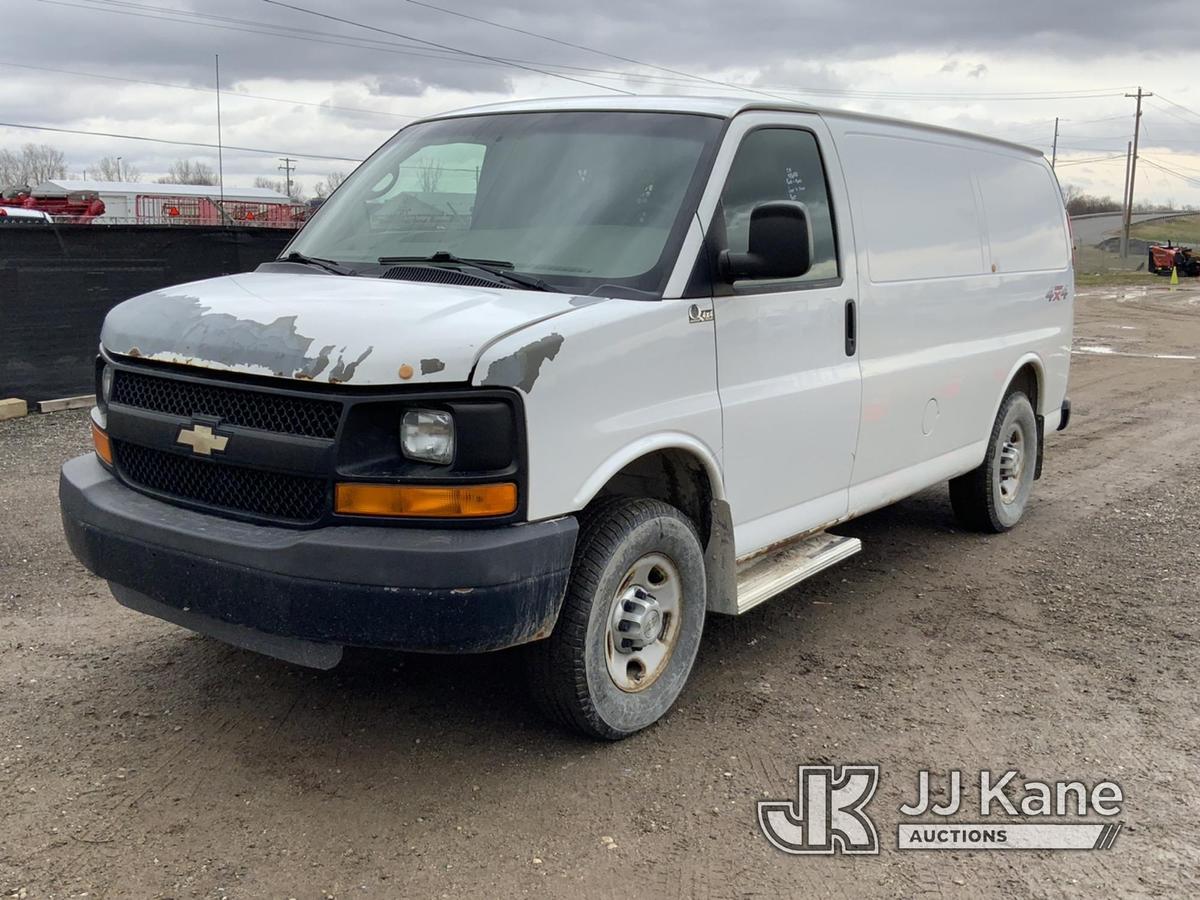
[568,295,610,307]
[420,357,446,375]
[100,292,372,382]
[480,333,564,393]
[328,346,375,383]
[295,344,336,379]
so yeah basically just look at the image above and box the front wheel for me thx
[526,498,707,740]
[949,391,1038,533]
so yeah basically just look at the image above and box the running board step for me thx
[732,533,861,615]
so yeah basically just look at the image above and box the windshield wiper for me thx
[378,250,559,292]
[282,251,357,276]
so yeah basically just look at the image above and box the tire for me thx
[949,391,1038,533]
[526,498,707,740]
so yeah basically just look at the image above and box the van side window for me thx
[721,129,839,285]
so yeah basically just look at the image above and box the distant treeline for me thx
[1062,183,1195,217]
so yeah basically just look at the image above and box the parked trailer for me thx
[0,190,105,223]
[12,181,309,227]
[134,194,311,227]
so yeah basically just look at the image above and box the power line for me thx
[32,0,658,88]
[258,0,634,95]
[0,120,364,163]
[0,60,418,120]
[0,119,491,174]
[31,0,1135,105]
[1054,154,1128,167]
[1140,158,1200,188]
[389,0,795,102]
[1146,99,1198,127]
[1154,95,1200,123]
[1143,155,1200,178]
[389,1,1137,102]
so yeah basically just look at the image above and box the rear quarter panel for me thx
[822,115,1072,513]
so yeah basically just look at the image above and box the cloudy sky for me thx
[3,0,1199,205]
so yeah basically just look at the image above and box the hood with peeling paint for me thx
[100,272,595,386]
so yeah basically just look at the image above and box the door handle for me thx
[845,299,857,356]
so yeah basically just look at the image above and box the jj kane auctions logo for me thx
[759,766,1124,854]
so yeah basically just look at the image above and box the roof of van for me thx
[431,94,1043,157]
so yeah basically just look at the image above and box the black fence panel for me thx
[1,225,292,401]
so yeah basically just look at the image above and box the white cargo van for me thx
[61,96,1073,738]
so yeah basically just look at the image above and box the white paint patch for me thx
[1073,345,1197,360]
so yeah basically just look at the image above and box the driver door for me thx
[701,113,861,557]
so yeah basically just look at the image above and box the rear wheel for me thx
[949,391,1038,533]
[526,498,706,740]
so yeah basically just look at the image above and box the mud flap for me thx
[1034,414,1045,480]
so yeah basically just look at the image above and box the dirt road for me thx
[2,285,1198,899]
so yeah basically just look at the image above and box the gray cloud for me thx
[2,0,1199,204]
[12,0,1199,92]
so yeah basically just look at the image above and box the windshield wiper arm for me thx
[283,251,356,276]
[378,251,560,293]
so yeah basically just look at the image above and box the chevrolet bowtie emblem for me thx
[176,424,229,456]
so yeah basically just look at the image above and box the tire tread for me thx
[526,497,696,740]
[950,390,1033,533]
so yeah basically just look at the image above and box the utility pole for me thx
[1121,86,1152,257]
[1051,117,1059,169]
[278,157,296,199]
[1120,141,1133,258]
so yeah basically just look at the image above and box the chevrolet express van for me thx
[61,96,1073,739]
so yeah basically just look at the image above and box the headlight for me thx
[100,364,114,406]
[401,409,455,465]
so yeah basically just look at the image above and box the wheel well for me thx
[1009,362,1041,414]
[590,449,714,545]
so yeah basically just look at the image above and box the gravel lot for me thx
[2,284,1198,899]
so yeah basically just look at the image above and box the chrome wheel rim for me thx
[605,553,682,693]
[997,424,1027,505]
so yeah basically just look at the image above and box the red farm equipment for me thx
[1148,243,1200,278]
[0,188,105,223]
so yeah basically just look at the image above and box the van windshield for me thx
[286,111,723,296]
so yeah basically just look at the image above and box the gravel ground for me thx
[2,284,1198,899]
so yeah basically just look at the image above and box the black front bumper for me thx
[60,455,577,661]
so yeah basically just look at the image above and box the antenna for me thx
[215,54,226,215]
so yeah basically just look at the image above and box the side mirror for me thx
[719,201,812,282]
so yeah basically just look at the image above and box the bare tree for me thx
[1060,182,1084,204]
[0,150,21,188]
[253,175,306,202]
[0,143,67,187]
[313,171,347,200]
[92,156,141,182]
[253,175,286,193]
[417,159,443,193]
[158,159,218,186]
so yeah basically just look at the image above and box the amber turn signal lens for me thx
[92,422,113,465]
[335,482,518,518]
